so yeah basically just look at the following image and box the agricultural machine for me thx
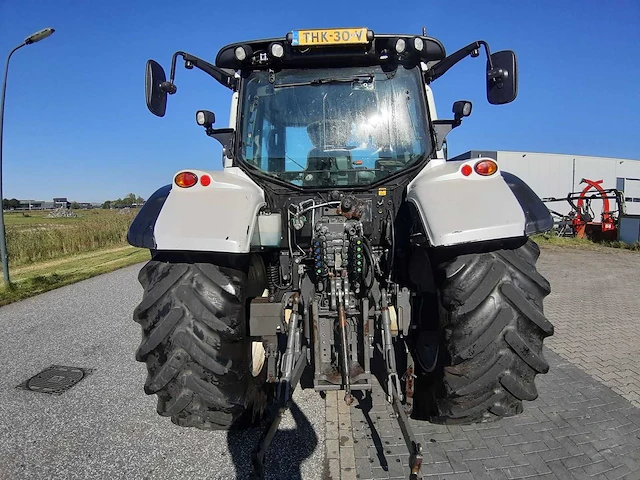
[543,178,626,241]
[128,27,555,479]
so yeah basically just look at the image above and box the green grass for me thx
[4,209,138,266]
[532,233,640,252]
[0,245,150,306]
[0,208,150,306]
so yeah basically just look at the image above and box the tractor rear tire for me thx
[133,252,266,430]
[428,239,554,424]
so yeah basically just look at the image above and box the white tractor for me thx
[129,27,554,479]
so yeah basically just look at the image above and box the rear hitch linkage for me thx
[251,295,308,480]
[251,289,424,480]
[381,288,424,479]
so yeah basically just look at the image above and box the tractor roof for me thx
[215,28,446,70]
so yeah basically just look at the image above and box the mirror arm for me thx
[181,52,237,89]
[432,120,457,151]
[167,51,237,90]
[205,127,235,159]
[425,40,493,83]
[168,51,183,84]
[481,41,493,69]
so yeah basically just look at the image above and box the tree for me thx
[71,201,80,209]
[3,198,20,209]
[102,193,144,209]
[123,193,137,206]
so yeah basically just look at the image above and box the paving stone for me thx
[487,469,511,480]
[523,452,554,475]
[353,439,370,459]
[444,450,471,473]
[582,459,616,477]
[538,447,572,463]
[518,440,549,455]
[340,433,354,448]
[328,458,341,479]
[370,467,389,479]
[567,466,591,480]
[560,453,598,471]
[342,467,357,480]
[604,464,633,480]
[327,439,340,459]
[355,457,374,480]
[327,420,339,440]
[341,447,356,469]
[501,464,539,479]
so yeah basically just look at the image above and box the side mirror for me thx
[486,50,518,105]
[145,60,171,117]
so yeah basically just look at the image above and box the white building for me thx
[452,150,640,218]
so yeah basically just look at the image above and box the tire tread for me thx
[133,256,261,430]
[431,238,553,424]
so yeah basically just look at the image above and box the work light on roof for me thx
[394,38,406,54]
[234,46,248,61]
[413,37,424,52]
[270,43,285,58]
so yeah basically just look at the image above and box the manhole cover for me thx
[16,365,95,395]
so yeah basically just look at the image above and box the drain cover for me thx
[16,365,95,395]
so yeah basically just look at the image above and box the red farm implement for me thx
[543,178,626,241]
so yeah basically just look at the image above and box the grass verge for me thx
[5,209,137,266]
[532,233,640,252]
[0,245,150,307]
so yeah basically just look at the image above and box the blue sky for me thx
[1,0,639,202]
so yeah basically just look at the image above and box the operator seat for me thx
[305,120,352,186]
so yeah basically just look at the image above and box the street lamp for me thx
[0,27,55,286]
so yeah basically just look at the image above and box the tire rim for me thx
[251,341,266,377]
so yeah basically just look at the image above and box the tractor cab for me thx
[144,28,518,192]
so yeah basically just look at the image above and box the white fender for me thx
[154,167,266,253]
[407,158,527,246]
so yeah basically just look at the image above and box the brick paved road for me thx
[538,247,640,408]
[325,245,640,480]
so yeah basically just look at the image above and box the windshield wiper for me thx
[274,74,374,89]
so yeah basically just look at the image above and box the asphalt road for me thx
[0,263,325,480]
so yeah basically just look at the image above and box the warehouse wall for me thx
[494,151,640,217]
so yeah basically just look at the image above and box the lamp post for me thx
[0,27,55,286]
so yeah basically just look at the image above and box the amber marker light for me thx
[474,159,498,176]
[175,171,198,188]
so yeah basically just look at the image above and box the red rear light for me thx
[200,174,211,186]
[175,171,198,188]
[474,160,498,176]
[461,164,472,176]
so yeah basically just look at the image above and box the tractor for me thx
[128,27,555,479]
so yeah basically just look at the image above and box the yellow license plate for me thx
[291,27,369,47]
